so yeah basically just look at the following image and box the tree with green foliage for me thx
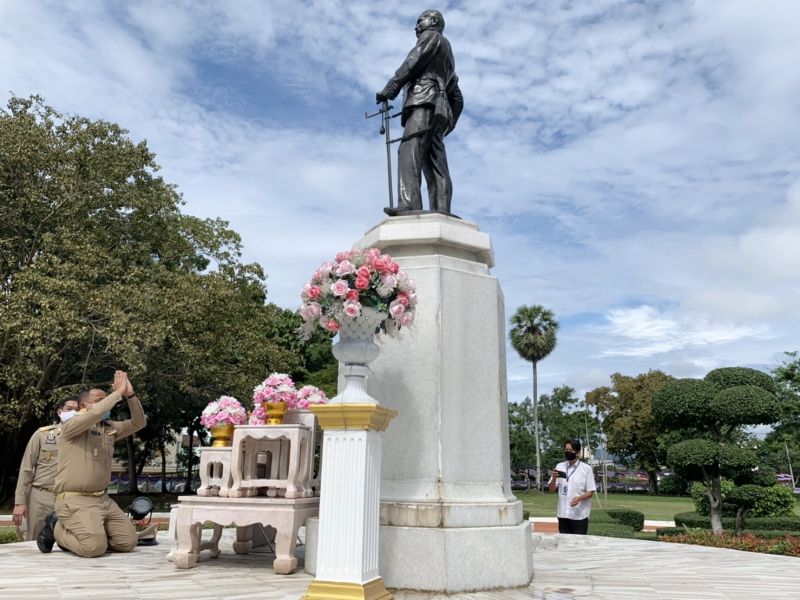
[0,95,335,498]
[537,386,602,472]
[652,367,781,534]
[509,305,559,488]
[507,397,535,473]
[758,352,800,485]
[585,370,673,494]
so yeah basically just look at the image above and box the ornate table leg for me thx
[285,430,302,499]
[272,519,300,575]
[233,525,253,555]
[229,434,245,497]
[174,507,200,569]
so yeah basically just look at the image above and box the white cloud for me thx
[1,0,799,401]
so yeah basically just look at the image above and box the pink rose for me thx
[381,274,397,289]
[343,300,361,318]
[397,292,409,307]
[326,319,341,333]
[346,289,360,301]
[336,260,355,276]
[355,276,369,290]
[357,265,371,279]
[301,282,312,300]
[306,302,321,319]
[390,262,400,274]
[399,312,414,327]
[308,286,321,300]
[331,279,349,297]
[389,301,405,319]
[372,257,389,274]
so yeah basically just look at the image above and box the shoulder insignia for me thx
[38,424,58,432]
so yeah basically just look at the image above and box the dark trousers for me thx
[558,517,589,535]
[397,106,452,213]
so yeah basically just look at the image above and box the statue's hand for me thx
[375,91,388,104]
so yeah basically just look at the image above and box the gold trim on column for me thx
[302,578,393,600]
[310,403,397,431]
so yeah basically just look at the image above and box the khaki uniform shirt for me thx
[53,391,146,495]
[14,424,60,505]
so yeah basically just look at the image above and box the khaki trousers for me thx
[54,494,137,557]
[26,486,55,541]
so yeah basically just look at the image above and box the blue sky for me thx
[2,1,799,414]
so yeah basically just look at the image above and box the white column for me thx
[304,404,396,600]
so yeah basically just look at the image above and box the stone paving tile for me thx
[2,532,800,599]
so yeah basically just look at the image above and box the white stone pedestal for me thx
[328,214,532,592]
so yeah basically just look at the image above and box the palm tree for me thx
[509,305,559,489]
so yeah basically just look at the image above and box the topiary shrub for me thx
[669,439,722,482]
[704,367,777,394]
[727,484,769,533]
[709,385,781,427]
[605,508,645,531]
[652,379,718,429]
[749,486,796,518]
[658,473,689,496]
[692,480,736,516]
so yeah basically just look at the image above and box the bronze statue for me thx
[376,9,463,216]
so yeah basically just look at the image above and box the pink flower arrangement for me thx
[200,396,248,428]
[299,248,417,338]
[295,385,328,409]
[249,373,297,425]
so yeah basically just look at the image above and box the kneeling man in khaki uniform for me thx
[38,371,147,556]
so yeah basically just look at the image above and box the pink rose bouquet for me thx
[200,396,248,428]
[295,385,328,409]
[299,248,417,338]
[249,373,297,425]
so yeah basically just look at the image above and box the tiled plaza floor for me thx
[0,530,797,599]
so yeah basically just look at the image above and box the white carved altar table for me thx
[229,424,313,499]
[196,447,233,497]
[172,495,319,574]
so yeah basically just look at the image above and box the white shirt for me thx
[554,460,596,520]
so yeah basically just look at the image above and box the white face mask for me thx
[59,410,77,423]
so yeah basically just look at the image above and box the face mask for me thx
[59,410,77,423]
[565,451,577,461]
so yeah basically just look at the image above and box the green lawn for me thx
[516,491,694,520]
[516,491,800,520]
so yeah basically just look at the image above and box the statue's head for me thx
[415,10,445,37]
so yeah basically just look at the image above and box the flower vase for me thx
[210,423,235,447]
[265,401,287,425]
[331,306,386,404]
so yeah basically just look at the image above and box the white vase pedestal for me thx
[302,403,397,600]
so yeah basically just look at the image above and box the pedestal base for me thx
[305,518,533,593]
[303,578,393,600]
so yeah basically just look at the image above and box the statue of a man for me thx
[377,9,464,216]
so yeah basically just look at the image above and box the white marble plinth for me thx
[305,518,533,592]
[349,214,532,590]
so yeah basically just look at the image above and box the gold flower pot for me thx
[210,423,235,447]
[265,401,287,425]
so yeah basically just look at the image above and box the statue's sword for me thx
[365,100,396,209]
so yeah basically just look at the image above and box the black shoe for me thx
[383,206,416,217]
[37,511,57,553]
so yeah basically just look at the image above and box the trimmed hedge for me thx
[588,522,635,538]
[605,509,645,532]
[0,528,20,544]
[657,526,800,541]
[674,511,800,531]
